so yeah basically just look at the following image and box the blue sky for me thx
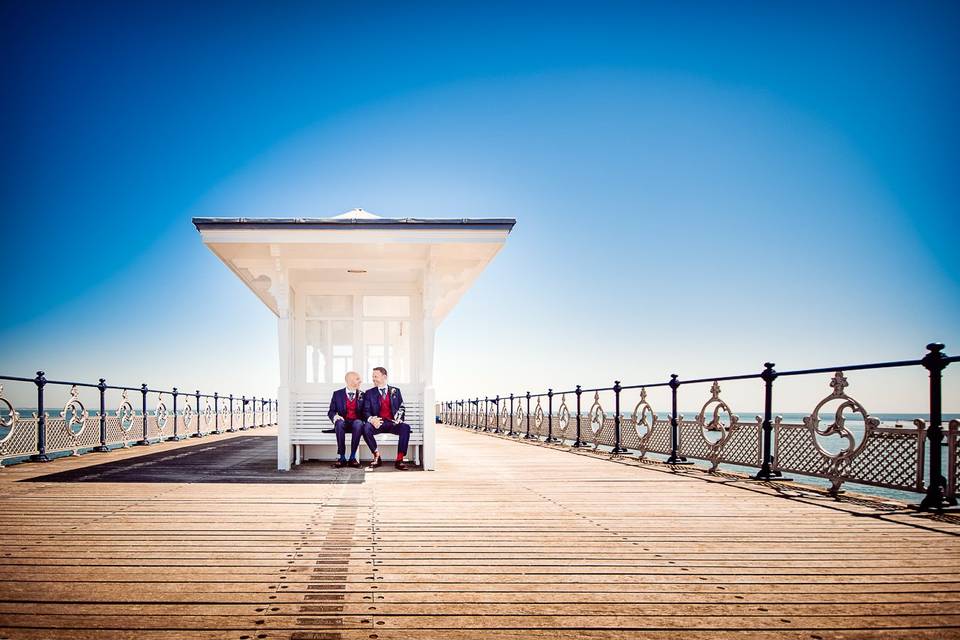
[1,1,958,411]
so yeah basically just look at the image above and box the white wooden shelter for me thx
[193,210,514,470]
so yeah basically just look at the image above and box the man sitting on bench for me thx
[327,371,373,468]
[362,366,411,470]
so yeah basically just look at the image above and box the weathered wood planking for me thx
[0,424,959,639]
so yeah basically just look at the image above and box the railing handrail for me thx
[460,354,959,399]
[0,374,270,400]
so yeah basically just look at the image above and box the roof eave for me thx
[192,217,516,232]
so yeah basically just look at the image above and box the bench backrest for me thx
[291,399,425,442]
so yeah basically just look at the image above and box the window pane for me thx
[305,320,328,383]
[362,295,410,317]
[306,295,352,317]
[363,320,386,375]
[387,320,411,383]
[331,320,353,382]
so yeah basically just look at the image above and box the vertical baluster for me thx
[484,396,489,431]
[573,385,583,447]
[241,395,246,430]
[495,396,500,434]
[919,343,955,510]
[172,388,182,440]
[214,392,220,434]
[546,389,557,443]
[195,390,202,436]
[752,363,779,480]
[666,374,685,464]
[524,391,533,439]
[253,396,258,428]
[95,378,108,452]
[508,394,515,436]
[31,371,49,462]
[139,383,150,445]
[612,381,626,453]
[229,394,235,432]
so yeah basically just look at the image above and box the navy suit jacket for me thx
[327,388,365,424]
[362,386,405,423]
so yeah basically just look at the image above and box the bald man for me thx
[327,371,374,467]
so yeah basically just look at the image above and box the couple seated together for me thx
[326,366,412,470]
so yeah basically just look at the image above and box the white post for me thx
[274,273,294,471]
[421,273,438,471]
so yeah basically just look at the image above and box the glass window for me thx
[363,321,386,375]
[305,320,328,383]
[331,320,354,381]
[387,320,411,383]
[306,295,353,317]
[362,295,410,317]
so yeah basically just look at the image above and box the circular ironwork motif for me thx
[698,381,734,446]
[804,372,877,460]
[557,395,570,436]
[588,392,604,434]
[0,385,19,445]
[117,390,136,433]
[182,400,195,430]
[632,388,655,440]
[155,394,169,431]
[60,385,88,438]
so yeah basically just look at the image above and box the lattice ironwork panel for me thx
[845,428,924,492]
[952,421,960,497]
[644,420,672,456]
[677,421,711,461]
[0,416,39,459]
[45,416,103,454]
[715,420,762,468]
[776,420,925,493]
[593,417,615,447]
[619,417,641,449]
[105,415,137,447]
[774,423,834,477]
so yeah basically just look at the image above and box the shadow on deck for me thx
[20,434,417,484]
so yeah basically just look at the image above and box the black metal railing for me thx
[440,342,959,511]
[0,371,277,465]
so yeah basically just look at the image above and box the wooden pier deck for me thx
[1,423,959,639]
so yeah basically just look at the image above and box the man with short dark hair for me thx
[362,366,411,470]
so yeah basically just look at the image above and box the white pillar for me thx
[274,276,294,471]
[421,277,438,471]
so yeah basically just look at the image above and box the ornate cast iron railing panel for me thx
[773,372,926,493]
[0,373,277,465]
[440,342,960,510]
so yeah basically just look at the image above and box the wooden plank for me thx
[0,424,958,639]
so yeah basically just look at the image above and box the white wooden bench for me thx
[291,399,424,466]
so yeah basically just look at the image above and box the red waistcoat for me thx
[345,394,358,420]
[379,390,392,420]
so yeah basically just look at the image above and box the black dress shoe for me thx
[394,460,408,471]
[368,454,382,468]
[348,459,361,468]
[332,460,345,468]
